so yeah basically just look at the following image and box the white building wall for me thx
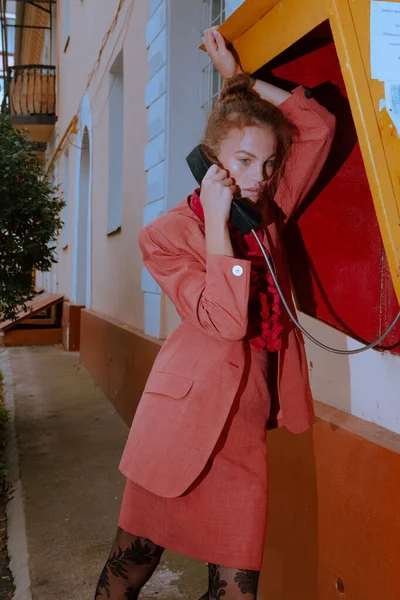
[55,0,149,329]
[302,312,400,435]
[142,0,167,338]
[225,0,244,17]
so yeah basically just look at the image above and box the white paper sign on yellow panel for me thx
[371,0,400,81]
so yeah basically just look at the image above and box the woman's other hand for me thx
[200,164,236,225]
[202,27,242,79]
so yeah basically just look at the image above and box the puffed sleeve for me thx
[139,224,251,341]
[275,86,336,225]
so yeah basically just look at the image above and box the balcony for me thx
[2,64,56,143]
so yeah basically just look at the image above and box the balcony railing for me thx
[2,64,56,118]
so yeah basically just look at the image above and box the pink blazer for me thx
[119,87,336,498]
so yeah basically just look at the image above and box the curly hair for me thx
[200,73,296,198]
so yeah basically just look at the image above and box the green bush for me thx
[0,113,65,321]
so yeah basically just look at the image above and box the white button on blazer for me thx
[232,265,244,276]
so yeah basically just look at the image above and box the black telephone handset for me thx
[186,146,262,234]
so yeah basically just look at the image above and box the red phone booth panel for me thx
[256,21,400,354]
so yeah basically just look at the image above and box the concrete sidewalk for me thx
[2,346,206,600]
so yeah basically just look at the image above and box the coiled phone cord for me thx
[251,229,400,355]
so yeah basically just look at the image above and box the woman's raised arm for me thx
[202,27,336,224]
[202,27,291,106]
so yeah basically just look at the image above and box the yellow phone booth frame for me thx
[218,0,400,304]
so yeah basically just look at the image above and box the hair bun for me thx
[218,73,259,105]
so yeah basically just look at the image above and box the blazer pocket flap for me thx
[145,371,194,399]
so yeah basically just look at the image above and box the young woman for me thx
[95,27,336,600]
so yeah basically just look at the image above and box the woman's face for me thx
[217,125,277,203]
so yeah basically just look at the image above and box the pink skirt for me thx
[119,348,276,570]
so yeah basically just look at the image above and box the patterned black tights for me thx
[203,563,260,599]
[94,529,164,599]
[94,528,260,599]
